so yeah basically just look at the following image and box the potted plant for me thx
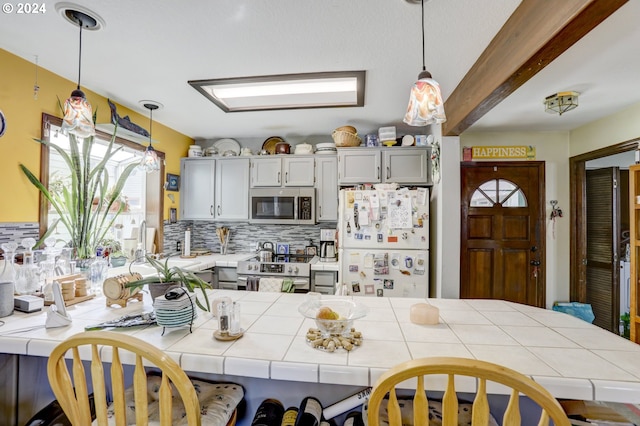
[125,255,212,312]
[19,122,137,262]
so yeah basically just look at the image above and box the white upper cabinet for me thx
[215,158,250,221]
[181,158,215,220]
[337,147,431,185]
[315,156,338,222]
[251,156,315,187]
[250,157,282,187]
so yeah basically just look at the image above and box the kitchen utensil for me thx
[258,149,270,155]
[188,145,202,157]
[262,136,285,155]
[240,147,252,156]
[335,125,357,134]
[222,150,237,157]
[275,141,290,154]
[332,130,361,147]
[216,227,230,254]
[402,135,415,146]
[212,138,241,155]
[294,143,313,154]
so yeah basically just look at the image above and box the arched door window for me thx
[470,178,527,207]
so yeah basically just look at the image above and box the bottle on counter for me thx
[281,406,299,426]
[252,399,285,426]
[294,396,323,426]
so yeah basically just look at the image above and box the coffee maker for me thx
[319,228,337,262]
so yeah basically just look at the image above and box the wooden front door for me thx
[585,167,621,332]
[460,162,546,307]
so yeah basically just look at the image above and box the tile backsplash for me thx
[163,221,337,256]
[0,221,336,257]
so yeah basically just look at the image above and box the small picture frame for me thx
[305,246,317,256]
[166,173,180,192]
[170,208,177,223]
[276,243,289,255]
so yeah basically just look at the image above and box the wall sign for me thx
[463,145,535,161]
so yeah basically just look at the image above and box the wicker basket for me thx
[332,130,362,147]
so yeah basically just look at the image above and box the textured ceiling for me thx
[0,0,637,141]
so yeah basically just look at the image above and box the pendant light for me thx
[403,0,446,127]
[60,9,98,138]
[140,101,161,173]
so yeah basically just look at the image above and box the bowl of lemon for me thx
[298,296,368,337]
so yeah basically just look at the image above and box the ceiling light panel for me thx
[189,71,366,112]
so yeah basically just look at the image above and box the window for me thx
[470,178,527,207]
[40,113,165,253]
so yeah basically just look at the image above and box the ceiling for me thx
[0,0,638,142]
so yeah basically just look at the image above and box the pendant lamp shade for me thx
[140,102,161,173]
[403,0,446,127]
[60,9,96,138]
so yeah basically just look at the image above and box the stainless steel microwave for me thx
[249,188,315,225]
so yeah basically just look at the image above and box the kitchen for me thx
[2,1,640,423]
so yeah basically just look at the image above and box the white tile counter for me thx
[2,292,640,405]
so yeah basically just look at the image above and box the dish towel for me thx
[259,277,283,292]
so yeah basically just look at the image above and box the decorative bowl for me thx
[298,296,368,337]
[110,256,127,267]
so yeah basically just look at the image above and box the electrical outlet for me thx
[177,241,182,252]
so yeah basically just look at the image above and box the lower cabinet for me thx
[215,267,238,290]
[311,270,337,294]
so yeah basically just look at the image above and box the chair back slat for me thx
[471,378,490,425]
[90,344,109,426]
[71,347,91,423]
[442,374,458,426]
[159,373,174,425]
[413,376,428,426]
[387,388,402,426]
[47,331,202,426]
[367,357,570,426]
[134,355,150,423]
[111,348,126,426]
[502,389,522,424]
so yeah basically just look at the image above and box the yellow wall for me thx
[0,48,193,222]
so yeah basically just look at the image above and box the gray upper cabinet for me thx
[181,158,215,220]
[250,157,281,187]
[338,147,431,185]
[315,156,338,222]
[384,148,430,184]
[337,149,381,184]
[181,157,249,221]
[250,156,315,187]
[283,156,315,186]
[215,158,250,220]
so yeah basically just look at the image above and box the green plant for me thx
[125,255,212,312]
[19,128,137,259]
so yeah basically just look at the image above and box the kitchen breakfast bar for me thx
[2,256,640,425]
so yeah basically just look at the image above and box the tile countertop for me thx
[2,292,640,404]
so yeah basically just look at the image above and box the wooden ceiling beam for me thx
[442,0,628,136]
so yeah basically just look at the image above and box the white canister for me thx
[188,145,203,157]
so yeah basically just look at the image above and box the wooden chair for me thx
[47,330,202,426]
[367,357,570,426]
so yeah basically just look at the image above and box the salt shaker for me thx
[230,302,241,335]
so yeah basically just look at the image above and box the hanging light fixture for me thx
[59,7,102,138]
[140,101,162,173]
[544,91,579,115]
[403,0,446,127]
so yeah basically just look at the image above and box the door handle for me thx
[217,205,221,216]
[386,166,390,180]
[530,260,541,266]
[210,205,214,216]
[319,205,322,219]
[377,166,380,181]
[285,172,288,184]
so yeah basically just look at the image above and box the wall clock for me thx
[431,140,441,184]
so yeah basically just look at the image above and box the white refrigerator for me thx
[338,188,429,298]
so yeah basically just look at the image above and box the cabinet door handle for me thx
[285,172,288,184]
[210,205,214,216]
[377,166,380,181]
[386,166,390,180]
[318,205,322,219]
[217,205,221,216]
